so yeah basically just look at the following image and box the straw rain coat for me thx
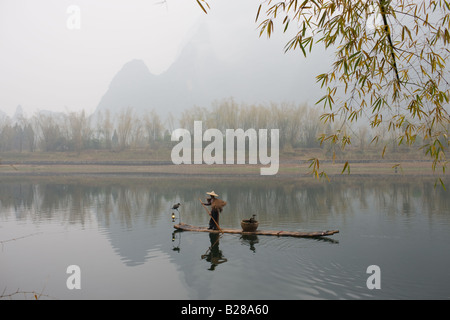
[204,196,226,230]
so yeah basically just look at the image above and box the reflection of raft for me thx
[174,223,339,238]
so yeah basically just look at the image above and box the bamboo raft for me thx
[174,223,339,238]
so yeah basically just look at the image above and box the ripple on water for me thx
[251,240,376,300]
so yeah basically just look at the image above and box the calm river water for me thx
[1,176,449,299]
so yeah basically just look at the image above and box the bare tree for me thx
[33,112,66,152]
[144,109,163,145]
[66,110,91,152]
[116,107,134,150]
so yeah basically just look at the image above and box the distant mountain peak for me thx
[109,59,153,89]
[94,24,322,118]
[118,59,150,74]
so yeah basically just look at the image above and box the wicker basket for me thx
[241,219,259,232]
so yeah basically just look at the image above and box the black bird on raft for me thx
[249,215,256,223]
[171,203,181,211]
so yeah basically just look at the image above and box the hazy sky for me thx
[0,0,316,117]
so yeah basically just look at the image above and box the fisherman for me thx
[202,191,226,230]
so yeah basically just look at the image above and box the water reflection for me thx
[201,233,228,271]
[1,176,449,299]
[1,177,448,228]
[0,176,448,267]
[171,231,182,253]
[240,235,259,253]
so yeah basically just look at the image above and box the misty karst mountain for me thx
[95,25,323,119]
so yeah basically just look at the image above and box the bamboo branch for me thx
[379,0,401,84]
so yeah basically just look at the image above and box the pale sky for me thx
[0,0,315,118]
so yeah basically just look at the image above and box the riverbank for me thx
[0,159,438,178]
[0,148,441,178]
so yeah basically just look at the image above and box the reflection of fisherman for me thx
[202,191,227,230]
[201,233,228,271]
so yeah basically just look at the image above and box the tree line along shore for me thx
[1,99,439,156]
[1,99,439,178]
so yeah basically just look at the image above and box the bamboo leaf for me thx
[255,4,262,22]
[341,161,350,174]
[196,0,208,14]
[440,178,446,190]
